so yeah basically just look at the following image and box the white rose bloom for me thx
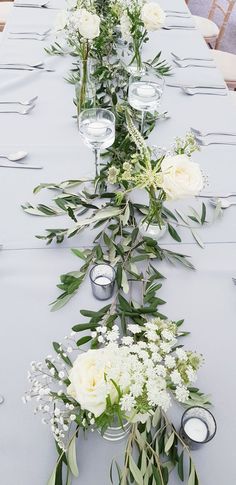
[55,10,68,31]
[141,2,165,31]
[120,14,131,42]
[67,348,118,417]
[161,154,203,200]
[78,8,100,40]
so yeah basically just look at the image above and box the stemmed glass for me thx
[128,68,165,134]
[78,108,115,177]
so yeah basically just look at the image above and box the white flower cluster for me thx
[68,318,203,422]
[25,319,203,445]
[118,0,165,43]
[55,7,100,41]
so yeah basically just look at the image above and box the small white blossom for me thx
[175,386,189,403]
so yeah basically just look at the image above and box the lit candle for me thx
[87,121,107,137]
[184,418,208,442]
[94,276,111,286]
[137,84,156,98]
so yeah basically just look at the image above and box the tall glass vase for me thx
[139,188,167,240]
[75,57,95,116]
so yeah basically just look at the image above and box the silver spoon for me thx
[0,96,37,106]
[210,198,236,209]
[0,395,4,405]
[0,151,28,162]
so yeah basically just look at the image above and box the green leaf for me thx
[188,461,196,485]
[191,230,205,249]
[121,269,129,294]
[164,432,175,453]
[71,248,86,260]
[50,294,74,312]
[72,323,98,332]
[178,451,184,481]
[47,463,57,485]
[67,436,79,477]
[76,336,92,347]
[129,455,144,484]
[201,203,206,224]
[167,224,181,242]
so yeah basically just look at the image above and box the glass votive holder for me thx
[180,406,217,449]
[89,264,116,300]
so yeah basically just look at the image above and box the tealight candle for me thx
[184,418,208,442]
[90,264,116,300]
[87,121,107,137]
[180,406,217,449]
[137,84,156,98]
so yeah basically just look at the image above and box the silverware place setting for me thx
[171,52,214,62]
[163,25,196,30]
[0,150,28,163]
[8,33,50,41]
[191,127,236,137]
[195,135,236,145]
[14,1,59,9]
[0,163,43,169]
[0,105,35,115]
[182,87,227,96]
[0,61,54,72]
[0,96,37,106]
[197,191,236,198]
[173,59,216,69]
[209,198,236,209]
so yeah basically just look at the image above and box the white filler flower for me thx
[141,2,165,31]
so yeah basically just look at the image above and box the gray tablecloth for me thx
[0,0,236,484]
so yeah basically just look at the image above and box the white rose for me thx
[55,10,68,31]
[141,2,165,31]
[161,154,203,200]
[78,8,100,40]
[120,14,131,42]
[67,348,118,417]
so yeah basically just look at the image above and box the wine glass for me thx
[78,108,115,177]
[128,68,165,134]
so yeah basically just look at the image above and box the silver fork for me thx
[171,52,213,62]
[173,59,215,68]
[0,96,37,106]
[195,136,236,145]
[0,105,35,115]
[210,198,236,209]
[191,127,236,137]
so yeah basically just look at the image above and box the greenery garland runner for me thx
[22,1,218,484]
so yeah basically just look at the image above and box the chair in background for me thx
[0,1,12,32]
[211,49,236,90]
[193,0,236,48]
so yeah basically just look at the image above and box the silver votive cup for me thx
[89,264,116,300]
[180,406,217,449]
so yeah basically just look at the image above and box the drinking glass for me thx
[78,108,115,177]
[128,68,165,134]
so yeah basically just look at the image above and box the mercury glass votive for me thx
[89,264,116,300]
[180,406,217,449]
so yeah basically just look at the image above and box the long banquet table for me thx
[0,1,236,484]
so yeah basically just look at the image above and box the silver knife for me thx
[197,192,236,198]
[0,164,43,169]
[166,82,226,89]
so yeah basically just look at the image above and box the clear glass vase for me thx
[99,419,131,442]
[75,58,95,116]
[139,219,167,240]
[139,189,166,240]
